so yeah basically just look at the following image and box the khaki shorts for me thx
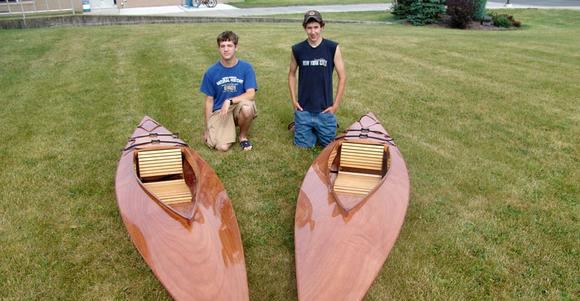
[206,100,257,148]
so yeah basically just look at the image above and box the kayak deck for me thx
[295,113,410,301]
[115,116,249,300]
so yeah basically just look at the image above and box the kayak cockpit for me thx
[329,141,389,211]
[134,146,197,219]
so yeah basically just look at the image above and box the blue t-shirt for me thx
[292,39,338,113]
[200,59,258,112]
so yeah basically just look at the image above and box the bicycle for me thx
[193,0,217,8]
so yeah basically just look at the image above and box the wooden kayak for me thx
[115,116,249,301]
[294,112,410,300]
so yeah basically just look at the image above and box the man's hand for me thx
[203,130,209,143]
[322,105,337,114]
[220,99,231,117]
[293,101,303,111]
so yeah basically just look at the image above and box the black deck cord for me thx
[123,140,188,151]
[343,128,387,136]
[334,116,396,145]
[335,134,395,145]
[129,132,179,141]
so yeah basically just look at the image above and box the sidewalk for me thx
[487,0,580,9]
[87,1,580,17]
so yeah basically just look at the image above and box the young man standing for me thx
[201,31,258,151]
[288,10,346,148]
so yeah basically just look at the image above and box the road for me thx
[88,1,580,16]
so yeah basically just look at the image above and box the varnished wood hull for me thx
[295,113,410,300]
[115,116,249,301]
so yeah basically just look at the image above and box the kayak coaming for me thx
[115,116,249,301]
[295,113,410,300]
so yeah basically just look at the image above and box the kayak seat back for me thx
[334,142,385,195]
[138,148,183,178]
[137,148,192,204]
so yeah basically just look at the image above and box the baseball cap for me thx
[303,10,324,26]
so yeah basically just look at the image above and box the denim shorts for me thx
[294,110,337,148]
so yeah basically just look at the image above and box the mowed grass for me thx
[0,9,579,300]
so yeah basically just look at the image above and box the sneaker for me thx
[240,140,252,151]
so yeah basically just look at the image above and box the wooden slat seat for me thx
[137,148,191,204]
[143,179,192,205]
[334,172,381,195]
[333,142,385,195]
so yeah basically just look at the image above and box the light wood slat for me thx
[341,161,382,168]
[143,179,189,188]
[341,159,382,165]
[138,157,181,164]
[341,158,383,164]
[140,169,182,177]
[138,150,181,156]
[334,173,381,195]
[341,161,383,170]
[138,148,182,155]
[139,166,183,173]
[338,171,382,178]
[138,148,183,178]
[335,173,381,187]
[342,142,384,152]
[143,179,192,204]
[342,148,384,154]
[341,148,383,155]
[138,149,191,204]
[334,142,385,196]
[342,142,383,149]
[341,164,382,171]
[138,156,181,163]
[139,164,182,170]
[333,187,368,195]
[341,152,382,158]
[340,142,384,171]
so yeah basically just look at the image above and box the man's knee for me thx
[238,105,254,119]
[215,143,232,152]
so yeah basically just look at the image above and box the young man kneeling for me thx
[201,31,258,151]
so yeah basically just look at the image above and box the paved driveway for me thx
[499,0,580,6]
[90,1,580,16]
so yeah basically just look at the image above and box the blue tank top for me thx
[292,39,338,113]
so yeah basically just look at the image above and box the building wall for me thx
[0,0,184,13]
[0,0,82,13]
[118,0,181,8]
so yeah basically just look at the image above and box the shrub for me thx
[489,12,522,28]
[392,0,446,26]
[447,0,475,29]
[391,0,413,18]
[409,0,446,25]
[493,14,512,28]
[508,15,522,27]
[473,0,487,21]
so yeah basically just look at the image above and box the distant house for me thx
[117,0,181,8]
[0,0,183,14]
[1,0,81,13]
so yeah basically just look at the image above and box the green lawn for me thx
[0,9,578,301]
[266,10,400,22]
